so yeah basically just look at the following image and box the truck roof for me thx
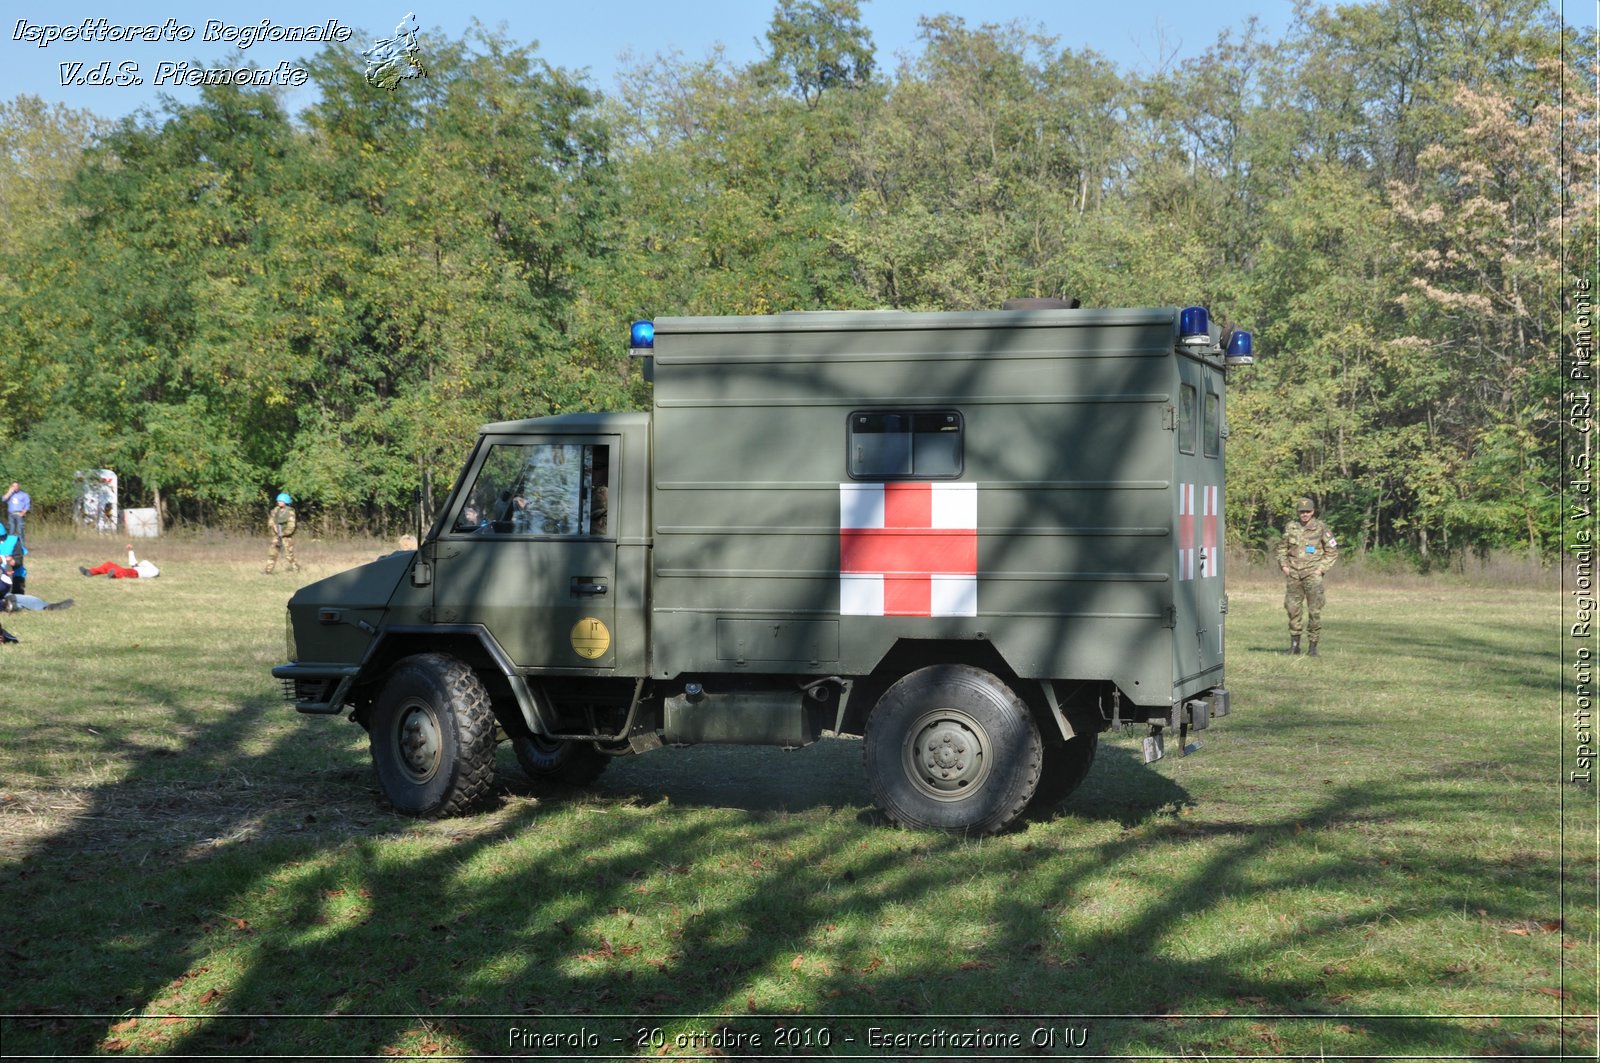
[478,411,651,435]
[655,307,1180,334]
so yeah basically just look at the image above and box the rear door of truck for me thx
[1173,355,1226,691]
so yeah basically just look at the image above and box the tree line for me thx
[0,0,1593,561]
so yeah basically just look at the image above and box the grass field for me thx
[0,532,1592,1060]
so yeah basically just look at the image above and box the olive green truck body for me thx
[274,307,1247,834]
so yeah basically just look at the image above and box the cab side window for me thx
[454,442,610,537]
[849,410,963,479]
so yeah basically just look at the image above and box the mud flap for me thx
[1180,721,1200,757]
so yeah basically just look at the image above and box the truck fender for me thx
[360,624,556,736]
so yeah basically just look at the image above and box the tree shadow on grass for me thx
[541,740,877,815]
[2,567,1580,1059]
[3,679,1582,1061]
[503,731,1198,834]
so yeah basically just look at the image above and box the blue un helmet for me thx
[276,492,293,504]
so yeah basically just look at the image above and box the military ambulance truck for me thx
[274,304,1253,835]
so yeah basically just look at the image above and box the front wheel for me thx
[511,734,609,787]
[369,654,497,817]
[863,664,1042,835]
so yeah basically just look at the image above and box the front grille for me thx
[282,677,333,705]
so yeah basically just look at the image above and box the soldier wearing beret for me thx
[1276,497,1338,656]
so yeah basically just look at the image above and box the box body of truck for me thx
[274,305,1245,834]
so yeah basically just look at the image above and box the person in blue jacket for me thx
[0,530,21,642]
[0,523,26,596]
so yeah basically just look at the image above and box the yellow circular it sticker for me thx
[570,617,611,660]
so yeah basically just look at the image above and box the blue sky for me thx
[2,0,1593,121]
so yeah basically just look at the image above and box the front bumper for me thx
[271,662,360,714]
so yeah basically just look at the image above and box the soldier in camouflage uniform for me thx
[1276,497,1338,656]
[264,492,300,575]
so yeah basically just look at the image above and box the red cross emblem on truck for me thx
[840,482,977,617]
[1177,482,1219,581]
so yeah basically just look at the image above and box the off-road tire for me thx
[863,664,1042,835]
[369,653,496,817]
[1032,731,1099,808]
[511,734,610,787]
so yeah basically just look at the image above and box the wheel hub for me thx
[907,710,990,799]
[396,702,441,781]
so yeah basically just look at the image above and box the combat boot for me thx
[1289,636,1301,655]
[1307,641,1319,657]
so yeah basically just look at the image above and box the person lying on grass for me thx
[80,544,160,579]
[4,593,72,611]
[0,556,66,611]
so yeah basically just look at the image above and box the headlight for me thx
[284,608,297,661]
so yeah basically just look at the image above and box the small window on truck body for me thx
[849,410,963,479]
[1203,388,1221,458]
[1178,385,1197,456]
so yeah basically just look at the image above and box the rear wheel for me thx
[1032,731,1099,807]
[369,654,496,816]
[511,734,609,787]
[863,664,1042,835]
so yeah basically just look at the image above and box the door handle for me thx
[571,579,608,597]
